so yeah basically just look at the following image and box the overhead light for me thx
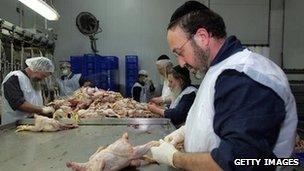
[18,0,60,21]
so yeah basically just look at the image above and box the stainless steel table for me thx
[0,118,178,171]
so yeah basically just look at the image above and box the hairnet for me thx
[138,70,148,76]
[60,62,71,69]
[25,57,54,73]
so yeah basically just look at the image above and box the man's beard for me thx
[185,40,211,79]
[30,78,42,91]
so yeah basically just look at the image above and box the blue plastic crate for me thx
[126,70,138,76]
[105,56,119,69]
[126,63,138,70]
[95,56,119,70]
[125,55,138,63]
[70,56,83,74]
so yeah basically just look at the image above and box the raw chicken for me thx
[66,133,159,171]
[49,87,161,119]
[16,114,78,132]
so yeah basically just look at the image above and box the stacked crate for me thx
[96,56,119,91]
[70,54,119,91]
[70,55,83,74]
[125,55,138,97]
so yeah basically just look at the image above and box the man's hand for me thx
[150,97,163,104]
[41,106,55,115]
[147,104,164,116]
[151,140,178,167]
[164,126,185,146]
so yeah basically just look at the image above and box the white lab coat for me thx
[184,49,297,159]
[57,74,81,97]
[1,71,43,124]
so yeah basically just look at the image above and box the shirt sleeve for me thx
[149,82,156,92]
[78,75,85,86]
[210,69,285,171]
[3,75,26,110]
[164,91,196,126]
[132,86,142,102]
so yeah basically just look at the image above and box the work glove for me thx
[151,139,178,167]
[42,106,55,114]
[164,126,185,146]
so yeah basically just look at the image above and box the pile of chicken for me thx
[66,133,159,171]
[49,87,161,120]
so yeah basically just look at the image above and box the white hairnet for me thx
[60,61,71,68]
[25,57,55,73]
[138,70,148,76]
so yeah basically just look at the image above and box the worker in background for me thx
[151,1,298,171]
[57,62,85,97]
[150,55,173,105]
[148,65,196,127]
[1,57,55,125]
[132,70,155,103]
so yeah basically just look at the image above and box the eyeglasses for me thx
[172,37,192,57]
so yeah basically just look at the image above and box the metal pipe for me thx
[21,41,24,69]
[10,39,14,71]
[0,34,2,72]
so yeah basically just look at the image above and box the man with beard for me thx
[150,55,173,105]
[1,57,55,125]
[151,1,297,171]
[148,65,196,127]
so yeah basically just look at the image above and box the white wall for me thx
[269,0,284,66]
[51,0,207,92]
[0,0,288,92]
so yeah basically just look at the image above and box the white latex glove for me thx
[42,106,55,114]
[164,126,185,146]
[151,140,178,167]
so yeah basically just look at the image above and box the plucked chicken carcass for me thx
[16,114,78,132]
[66,133,159,171]
[49,87,162,119]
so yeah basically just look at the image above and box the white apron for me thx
[57,74,81,97]
[161,79,171,101]
[1,71,43,124]
[131,82,147,103]
[184,49,298,159]
[169,86,197,109]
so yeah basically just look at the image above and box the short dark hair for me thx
[157,54,170,61]
[168,1,226,39]
[168,65,191,88]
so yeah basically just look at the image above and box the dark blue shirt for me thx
[209,36,285,171]
[164,89,196,127]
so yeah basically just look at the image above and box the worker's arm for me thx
[3,75,54,117]
[132,86,142,102]
[3,75,26,110]
[148,80,156,92]
[164,91,196,125]
[173,152,222,171]
[17,101,43,114]
[148,104,165,116]
[211,70,285,171]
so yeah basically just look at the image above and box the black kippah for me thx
[170,1,209,23]
[157,54,170,61]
